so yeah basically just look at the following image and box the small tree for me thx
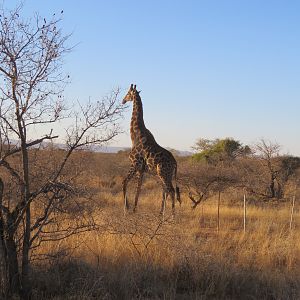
[240,140,300,200]
[276,155,300,197]
[255,139,281,198]
[193,138,250,165]
[0,5,124,299]
[180,161,238,209]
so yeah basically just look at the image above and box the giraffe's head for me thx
[122,84,140,104]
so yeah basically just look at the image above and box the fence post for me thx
[217,191,221,233]
[243,192,247,233]
[199,204,205,228]
[289,195,296,230]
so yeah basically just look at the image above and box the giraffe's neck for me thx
[130,94,146,145]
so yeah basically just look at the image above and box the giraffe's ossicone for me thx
[122,84,180,215]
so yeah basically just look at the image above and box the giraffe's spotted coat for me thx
[122,84,180,214]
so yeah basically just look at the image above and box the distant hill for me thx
[91,145,193,156]
[8,140,192,156]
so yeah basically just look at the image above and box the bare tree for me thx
[255,139,282,198]
[180,161,238,209]
[0,5,124,299]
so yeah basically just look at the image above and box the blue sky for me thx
[5,1,300,155]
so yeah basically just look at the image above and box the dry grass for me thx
[30,169,300,300]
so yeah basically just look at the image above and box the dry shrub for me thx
[20,153,300,299]
[30,194,300,299]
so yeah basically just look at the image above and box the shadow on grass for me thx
[31,253,300,300]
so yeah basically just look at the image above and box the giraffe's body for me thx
[122,84,180,214]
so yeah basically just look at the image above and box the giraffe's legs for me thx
[160,189,167,216]
[122,165,138,213]
[133,171,144,213]
[168,183,176,216]
[157,164,176,216]
[159,181,175,217]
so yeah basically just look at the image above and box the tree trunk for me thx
[6,235,21,297]
[269,175,275,198]
[0,220,8,298]
[17,105,32,299]
[276,181,283,199]
[21,205,31,300]
[0,180,7,298]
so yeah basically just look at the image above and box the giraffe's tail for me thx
[174,163,181,205]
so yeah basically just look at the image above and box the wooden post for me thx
[200,204,204,228]
[217,191,221,233]
[289,195,296,230]
[243,192,247,233]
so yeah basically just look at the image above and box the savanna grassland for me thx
[1,5,300,300]
[29,151,300,300]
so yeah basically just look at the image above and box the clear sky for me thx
[5,0,300,155]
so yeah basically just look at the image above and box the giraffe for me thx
[122,84,180,215]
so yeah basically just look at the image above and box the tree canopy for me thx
[192,138,251,164]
